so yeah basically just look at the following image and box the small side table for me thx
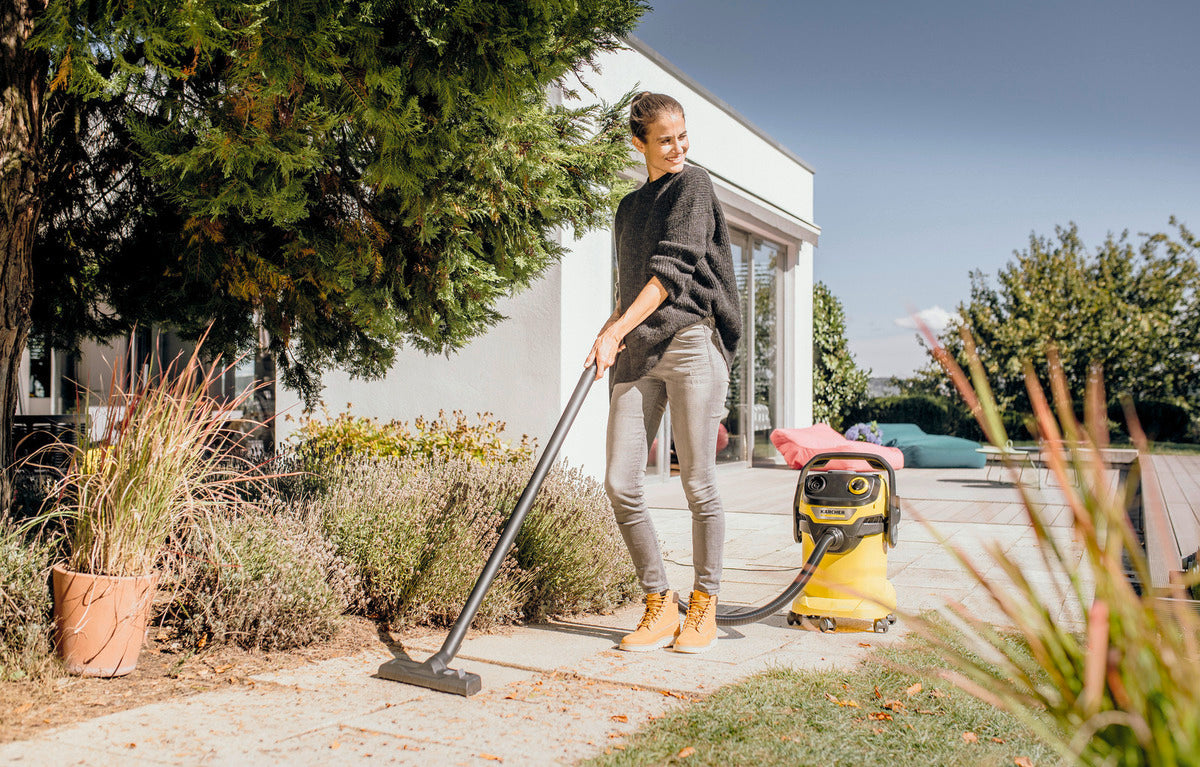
[976,444,1041,488]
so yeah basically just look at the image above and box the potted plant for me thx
[36,343,260,677]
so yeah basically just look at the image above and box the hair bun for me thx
[628,92,684,140]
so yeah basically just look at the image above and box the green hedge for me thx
[846,395,953,435]
[1108,399,1192,443]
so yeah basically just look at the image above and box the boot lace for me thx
[637,592,668,630]
[682,592,714,631]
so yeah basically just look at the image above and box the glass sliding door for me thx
[718,231,783,466]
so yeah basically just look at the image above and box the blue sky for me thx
[631,1,1199,377]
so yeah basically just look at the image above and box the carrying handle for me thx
[797,451,901,546]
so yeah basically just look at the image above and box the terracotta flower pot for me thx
[51,564,159,678]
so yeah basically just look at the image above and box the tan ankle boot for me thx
[673,590,717,653]
[619,590,679,652]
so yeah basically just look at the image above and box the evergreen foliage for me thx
[812,281,869,428]
[934,219,1200,415]
[29,0,648,403]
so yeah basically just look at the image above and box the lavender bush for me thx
[0,522,55,680]
[157,502,352,650]
[313,455,637,629]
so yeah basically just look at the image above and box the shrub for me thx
[314,455,637,630]
[0,522,55,680]
[289,408,535,466]
[157,503,350,651]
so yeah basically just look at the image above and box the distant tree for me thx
[936,219,1200,412]
[1,0,648,510]
[812,281,869,428]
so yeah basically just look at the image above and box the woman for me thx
[586,92,741,654]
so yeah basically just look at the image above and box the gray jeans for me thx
[605,321,730,596]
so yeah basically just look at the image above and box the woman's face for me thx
[633,112,688,181]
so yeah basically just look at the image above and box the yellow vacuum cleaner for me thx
[786,452,900,633]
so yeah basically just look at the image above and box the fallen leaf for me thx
[214,663,234,673]
[838,699,860,708]
[930,689,948,698]
[905,682,922,697]
[962,732,979,744]
[858,642,872,647]
[479,754,502,762]
[916,709,937,715]
[14,703,32,715]
[1014,758,1034,767]
[678,746,696,759]
[330,742,340,750]
[126,743,137,749]
[883,700,906,712]
[611,715,628,723]
[868,712,892,721]
[991,737,1005,744]
[873,685,882,699]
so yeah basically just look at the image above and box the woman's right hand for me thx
[586,328,625,381]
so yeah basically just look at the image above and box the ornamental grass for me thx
[38,342,268,578]
[907,326,1200,766]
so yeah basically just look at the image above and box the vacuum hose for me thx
[679,527,844,627]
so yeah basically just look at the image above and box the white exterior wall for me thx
[276,40,818,477]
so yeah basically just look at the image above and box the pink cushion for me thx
[770,424,905,471]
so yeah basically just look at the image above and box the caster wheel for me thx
[818,617,836,633]
[805,615,819,621]
[786,612,799,626]
[887,613,897,625]
[873,619,890,634]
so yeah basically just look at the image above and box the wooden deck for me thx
[1140,454,1200,591]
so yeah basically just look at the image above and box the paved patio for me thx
[0,463,1088,765]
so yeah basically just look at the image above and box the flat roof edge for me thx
[622,34,815,175]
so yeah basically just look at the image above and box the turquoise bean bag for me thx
[875,423,986,469]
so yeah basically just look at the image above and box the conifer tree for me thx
[1,0,648,509]
[812,281,869,429]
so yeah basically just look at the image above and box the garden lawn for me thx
[582,639,1059,767]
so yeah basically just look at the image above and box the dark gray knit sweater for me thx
[612,164,742,385]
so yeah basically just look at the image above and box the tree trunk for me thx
[1,1,45,514]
